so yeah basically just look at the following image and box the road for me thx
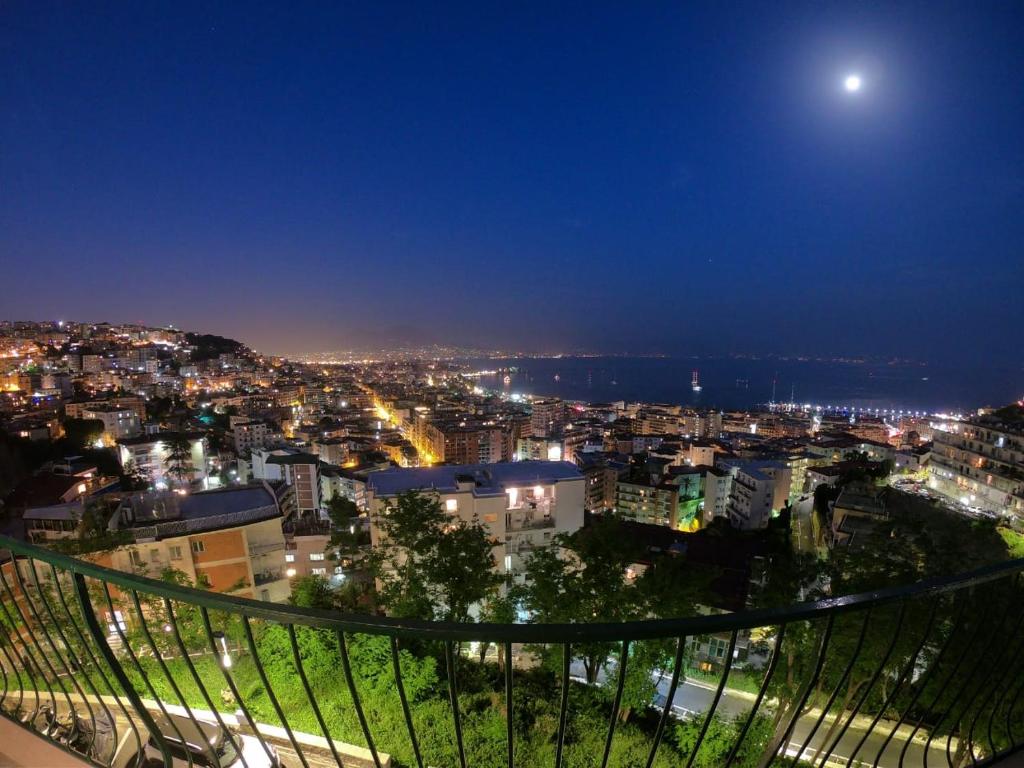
[651,673,955,767]
[792,494,818,554]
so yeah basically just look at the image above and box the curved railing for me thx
[1,535,1023,767]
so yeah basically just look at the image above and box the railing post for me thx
[71,572,174,768]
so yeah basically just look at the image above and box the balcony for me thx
[508,515,556,531]
[253,568,285,586]
[282,519,333,537]
[1,535,1024,767]
[248,541,286,557]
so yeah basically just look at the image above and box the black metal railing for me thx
[1,535,1024,768]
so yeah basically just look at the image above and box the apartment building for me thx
[529,398,564,438]
[367,461,584,583]
[720,460,792,530]
[283,518,334,580]
[688,442,717,468]
[402,408,446,464]
[615,477,679,528]
[251,449,322,517]
[231,417,272,456]
[66,396,147,422]
[79,404,142,442]
[929,409,1024,517]
[116,431,209,489]
[99,484,290,602]
[702,466,732,524]
[314,437,349,466]
[637,409,680,436]
[577,453,628,513]
[516,435,569,462]
[681,410,723,439]
[440,420,512,464]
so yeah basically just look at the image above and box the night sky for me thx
[2,3,1022,360]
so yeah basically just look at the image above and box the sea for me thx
[462,356,1024,415]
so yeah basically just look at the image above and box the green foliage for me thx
[289,574,338,609]
[522,515,646,684]
[63,418,105,449]
[370,491,502,623]
[671,712,773,767]
[325,495,370,558]
[184,332,245,362]
[998,526,1024,559]
[50,499,133,556]
[164,433,195,489]
[523,514,710,696]
[120,458,150,491]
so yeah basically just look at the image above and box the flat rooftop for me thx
[369,461,582,497]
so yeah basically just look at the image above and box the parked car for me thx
[113,712,280,768]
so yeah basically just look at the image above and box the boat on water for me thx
[503,374,511,385]
[691,369,702,392]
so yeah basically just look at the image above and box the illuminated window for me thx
[311,567,327,576]
[309,553,325,561]
[284,554,295,562]
[446,498,458,512]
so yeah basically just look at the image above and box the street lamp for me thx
[213,630,232,669]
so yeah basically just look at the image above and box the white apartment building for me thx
[719,460,792,530]
[251,448,321,517]
[321,465,370,511]
[80,404,142,442]
[231,417,271,456]
[367,461,585,584]
[702,466,732,524]
[929,411,1024,517]
[116,432,209,489]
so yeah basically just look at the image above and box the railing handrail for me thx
[1,534,1022,643]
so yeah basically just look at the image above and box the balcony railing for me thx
[248,541,286,558]
[1,534,1024,767]
[253,569,285,586]
[508,515,556,531]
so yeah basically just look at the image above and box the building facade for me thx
[930,413,1024,517]
[367,461,585,584]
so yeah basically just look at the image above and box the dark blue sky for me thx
[2,2,1022,359]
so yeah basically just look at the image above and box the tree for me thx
[326,495,368,558]
[126,567,210,656]
[120,459,150,491]
[63,418,105,449]
[748,536,827,765]
[51,499,132,555]
[476,590,519,668]
[289,575,338,610]
[754,489,1016,768]
[369,491,502,623]
[521,514,647,685]
[164,434,195,489]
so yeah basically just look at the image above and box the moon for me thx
[844,74,863,92]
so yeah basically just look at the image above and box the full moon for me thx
[844,74,862,92]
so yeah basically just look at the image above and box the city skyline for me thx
[4,5,1024,767]
[3,3,1023,361]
